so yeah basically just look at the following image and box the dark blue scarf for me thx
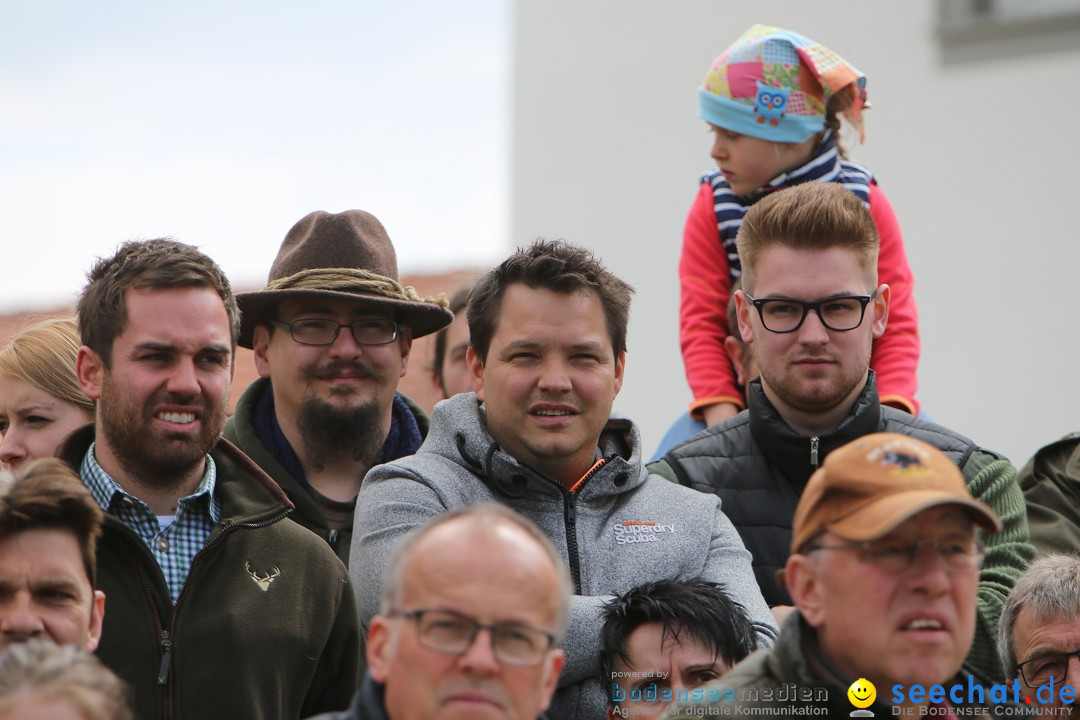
[252,386,423,490]
[702,130,874,283]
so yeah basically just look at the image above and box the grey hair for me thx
[380,502,573,641]
[0,639,132,720]
[998,554,1080,677]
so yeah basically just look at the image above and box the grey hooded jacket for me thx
[349,392,777,720]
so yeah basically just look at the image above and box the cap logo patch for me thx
[866,439,932,477]
[881,451,921,469]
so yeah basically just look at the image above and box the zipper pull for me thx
[810,436,820,467]
[158,630,172,685]
[328,529,339,549]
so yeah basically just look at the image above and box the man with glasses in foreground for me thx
[309,502,568,720]
[651,182,1032,680]
[225,209,453,564]
[999,555,1080,714]
[666,433,1006,718]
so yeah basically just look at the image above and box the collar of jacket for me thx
[57,423,295,527]
[430,392,642,500]
[771,611,998,715]
[747,372,881,490]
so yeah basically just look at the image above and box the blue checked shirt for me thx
[80,443,221,605]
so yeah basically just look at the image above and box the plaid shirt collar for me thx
[80,442,221,524]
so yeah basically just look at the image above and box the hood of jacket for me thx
[423,392,646,500]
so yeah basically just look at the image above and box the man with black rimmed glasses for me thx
[666,434,1011,718]
[651,182,1032,681]
[225,209,453,564]
[308,502,568,720]
[1000,555,1080,714]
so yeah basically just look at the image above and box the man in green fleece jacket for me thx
[70,239,360,720]
[225,209,452,564]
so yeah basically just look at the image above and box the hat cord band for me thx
[264,267,448,308]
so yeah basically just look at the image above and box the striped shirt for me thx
[80,443,221,605]
[703,129,873,281]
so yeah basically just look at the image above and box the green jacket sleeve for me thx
[301,570,363,718]
[962,449,1035,681]
[1018,435,1080,557]
[646,458,679,483]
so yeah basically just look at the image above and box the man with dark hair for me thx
[352,239,776,719]
[651,183,1031,679]
[429,283,473,401]
[0,458,104,652]
[225,210,452,563]
[601,578,757,718]
[64,238,360,720]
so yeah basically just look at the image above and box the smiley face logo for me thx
[848,677,876,709]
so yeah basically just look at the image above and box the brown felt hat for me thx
[236,210,453,348]
[790,433,1001,554]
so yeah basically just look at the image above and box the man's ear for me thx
[397,325,414,378]
[871,284,890,340]
[734,290,755,345]
[466,346,485,400]
[612,350,626,396]
[541,649,566,713]
[785,553,826,628]
[86,590,106,653]
[76,346,105,402]
[367,616,395,683]
[252,325,273,380]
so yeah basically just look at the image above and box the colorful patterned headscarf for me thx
[699,25,868,144]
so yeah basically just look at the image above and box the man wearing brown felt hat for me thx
[225,210,452,564]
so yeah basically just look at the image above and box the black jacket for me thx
[653,374,978,604]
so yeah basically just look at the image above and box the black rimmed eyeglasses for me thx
[744,290,877,333]
[390,608,556,666]
[269,318,399,346]
[1017,649,1080,689]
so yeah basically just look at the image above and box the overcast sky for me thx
[0,0,509,313]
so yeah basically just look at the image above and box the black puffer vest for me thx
[663,374,977,605]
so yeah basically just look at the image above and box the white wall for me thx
[511,0,1080,467]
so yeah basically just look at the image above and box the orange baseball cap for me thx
[791,433,1001,554]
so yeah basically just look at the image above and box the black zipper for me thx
[113,508,289,720]
[560,458,608,595]
[157,630,172,684]
[564,492,582,593]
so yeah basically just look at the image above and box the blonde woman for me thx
[0,318,94,469]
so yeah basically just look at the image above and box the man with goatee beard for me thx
[61,239,360,720]
[225,209,453,564]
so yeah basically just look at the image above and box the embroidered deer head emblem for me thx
[245,561,280,591]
